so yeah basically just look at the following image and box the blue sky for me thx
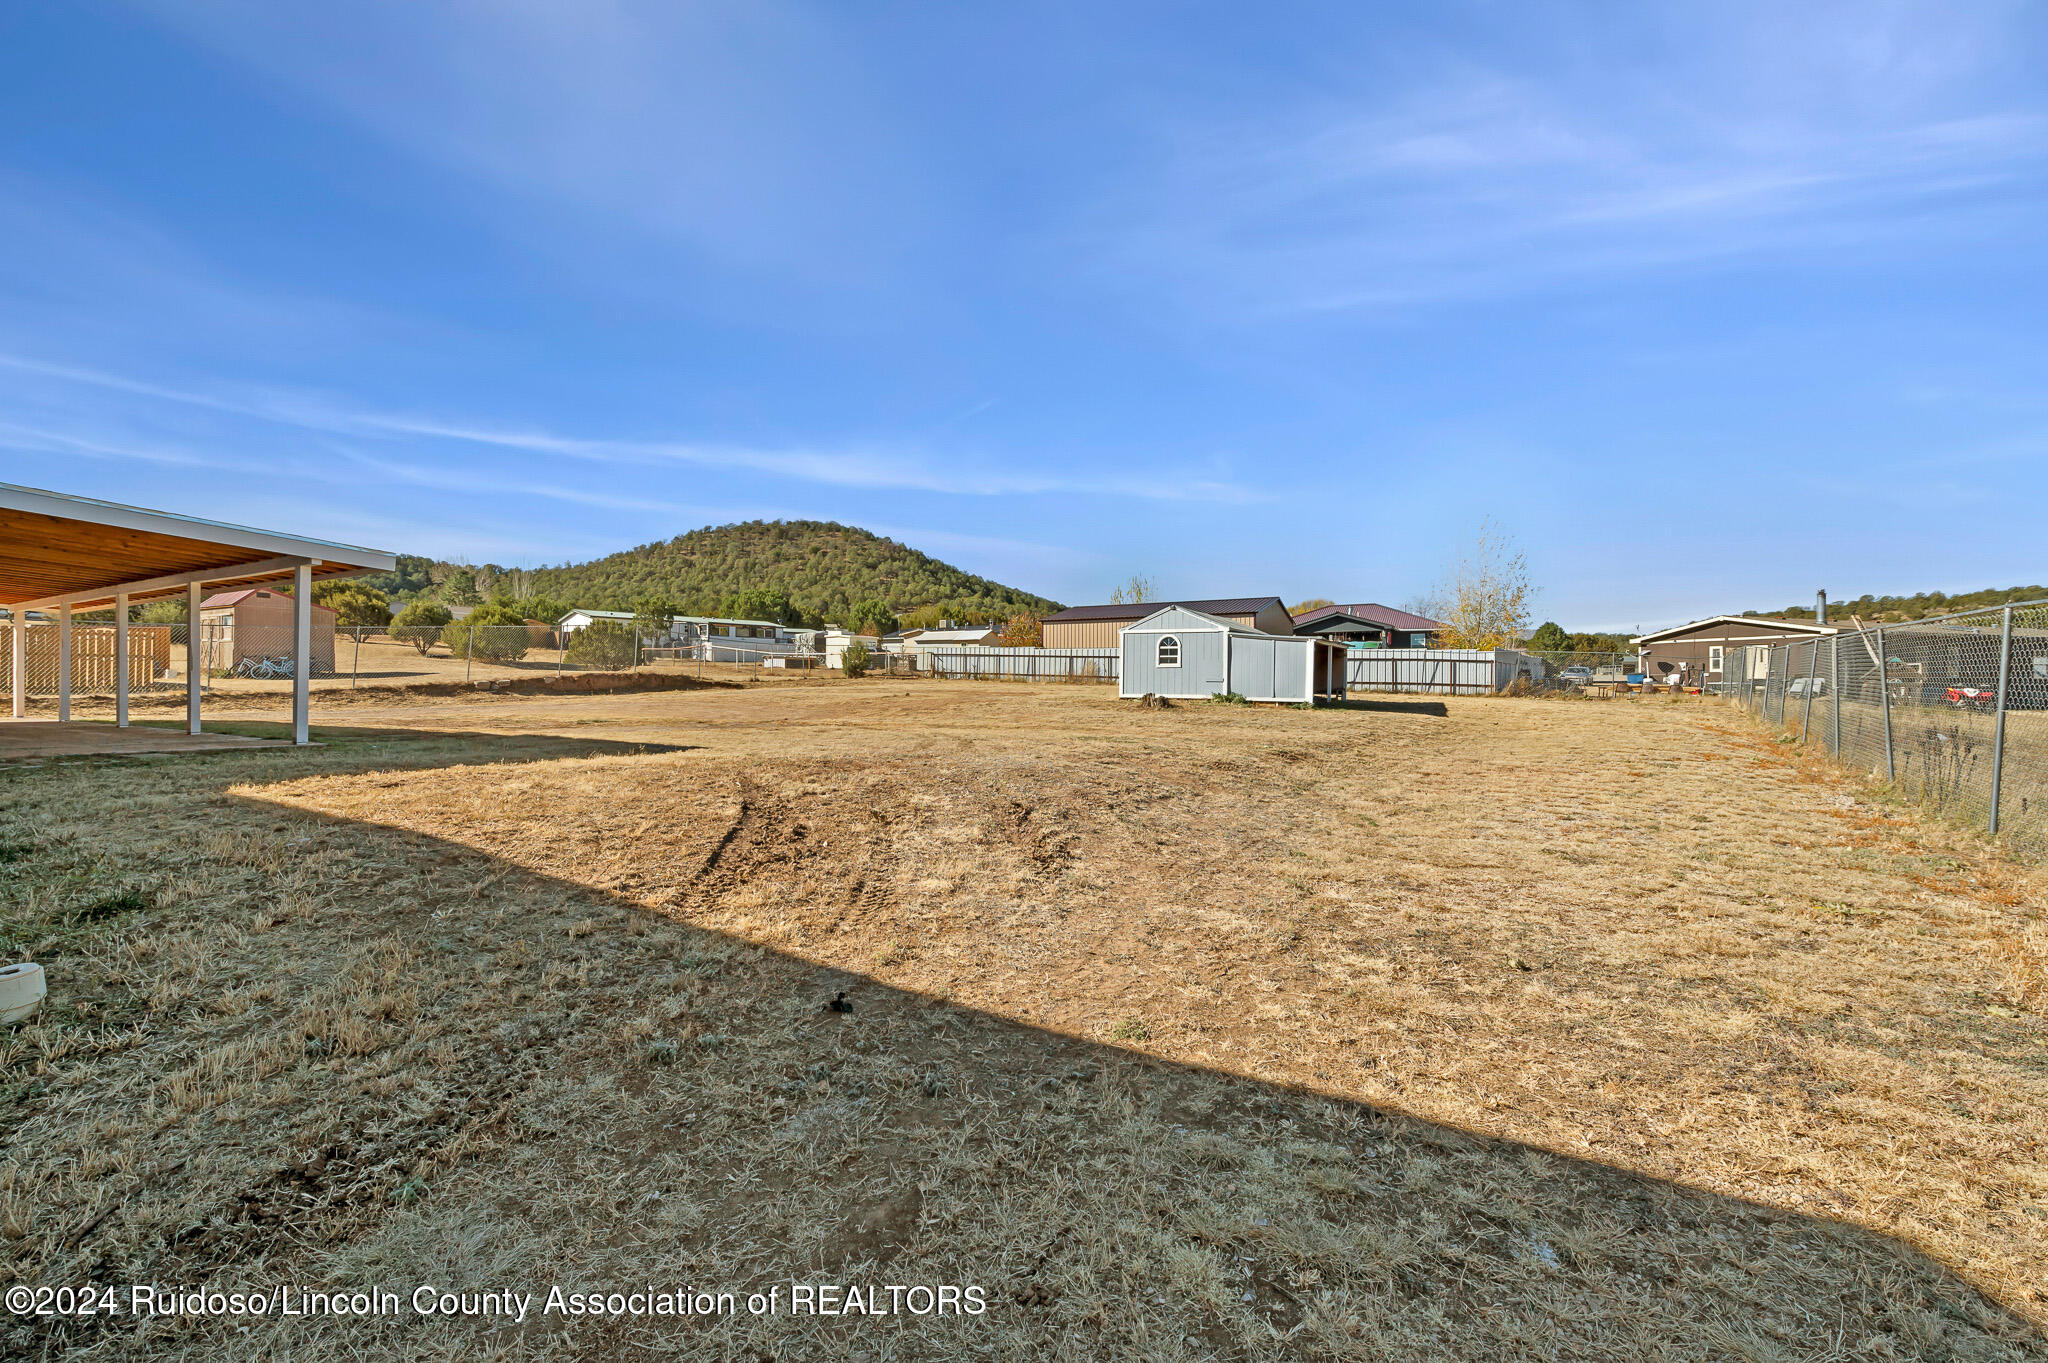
[2,2,2044,630]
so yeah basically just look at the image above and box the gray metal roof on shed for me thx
[1040,596,1284,624]
[1120,604,1250,633]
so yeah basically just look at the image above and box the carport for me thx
[1,483,395,746]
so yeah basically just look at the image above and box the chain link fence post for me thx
[464,622,474,684]
[1990,604,2013,836]
[1877,626,1894,783]
[1830,636,1841,757]
[1801,640,1818,742]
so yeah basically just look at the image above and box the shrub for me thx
[841,640,871,678]
[993,612,1042,647]
[565,619,637,669]
[311,581,392,627]
[390,601,453,655]
[443,601,531,663]
[847,599,896,638]
[630,595,682,640]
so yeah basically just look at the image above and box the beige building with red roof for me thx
[198,587,337,676]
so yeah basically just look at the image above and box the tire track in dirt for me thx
[994,798,1077,876]
[678,773,902,929]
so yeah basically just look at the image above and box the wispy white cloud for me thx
[0,421,223,472]
[130,0,919,280]
[0,352,1268,504]
[1106,7,2048,314]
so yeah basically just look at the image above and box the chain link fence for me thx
[1721,599,2048,855]
[1523,650,1636,689]
[0,621,841,713]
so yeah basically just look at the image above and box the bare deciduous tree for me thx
[1107,573,1158,606]
[1415,520,1535,649]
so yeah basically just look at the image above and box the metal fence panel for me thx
[1345,648,1529,695]
[923,647,1118,682]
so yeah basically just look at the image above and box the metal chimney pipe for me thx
[1816,590,1827,625]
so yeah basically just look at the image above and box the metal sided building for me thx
[1041,596,1295,650]
[1119,605,1346,704]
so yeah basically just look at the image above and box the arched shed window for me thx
[1157,635,1181,667]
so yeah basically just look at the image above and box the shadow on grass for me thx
[30,719,693,767]
[2,737,2040,1360]
[1329,697,1451,718]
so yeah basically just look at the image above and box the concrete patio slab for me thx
[0,720,295,762]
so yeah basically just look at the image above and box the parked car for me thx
[1558,665,1594,685]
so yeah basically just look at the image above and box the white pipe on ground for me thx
[0,962,46,1025]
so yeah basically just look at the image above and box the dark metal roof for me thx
[1291,602,1444,632]
[1632,614,1836,645]
[1041,596,1285,624]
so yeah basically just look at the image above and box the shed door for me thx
[1235,638,1277,698]
[1747,645,1770,679]
[1274,641,1309,699]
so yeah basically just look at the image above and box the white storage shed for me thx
[1119,605,1346,704]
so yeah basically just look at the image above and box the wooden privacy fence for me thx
[0,624,173,695]
[922,647,1119,681]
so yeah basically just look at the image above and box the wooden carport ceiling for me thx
[0,483,395,609]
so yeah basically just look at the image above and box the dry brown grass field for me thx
[4,682,2046,1360]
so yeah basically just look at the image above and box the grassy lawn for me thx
[3,684,2045,1359]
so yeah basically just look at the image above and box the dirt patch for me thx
[3,685,2045,1360]
[291,670,745,705]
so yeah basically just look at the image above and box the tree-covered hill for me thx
[1748,585,2048,624]
[494,520,1061,626]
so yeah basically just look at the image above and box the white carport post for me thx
[57,604,71,722]
[115,592,130,727]
[9,611,22,718]
[186,580,203,735]
[292,562,311,745]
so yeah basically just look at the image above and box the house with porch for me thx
[1290,603,1446,649]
